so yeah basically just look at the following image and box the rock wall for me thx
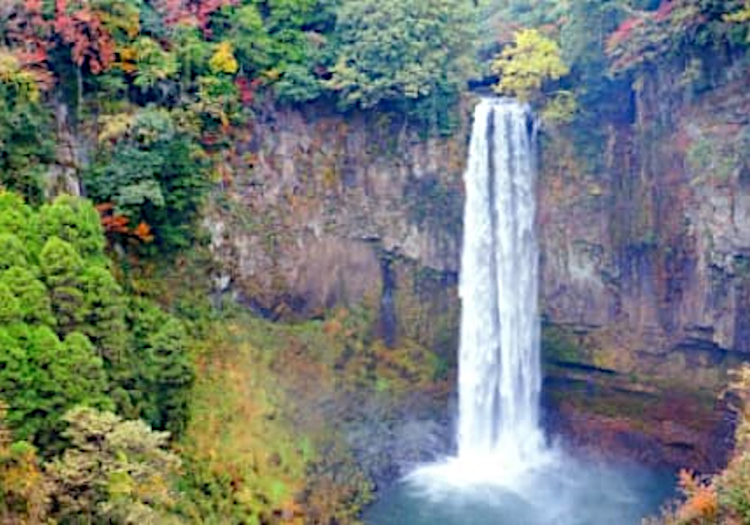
[539,65,750,471]
[207,103,466,353]
[209,71,750,472]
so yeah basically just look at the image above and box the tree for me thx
[46,407,181,524]
[326,0,476,117]
[39,236,85,335]
[604,1,745,76]
[38,195,107,261]
[492,28,570,103]
[0,282,22,324]
[130,36,179,92]
[79,265,129,366]
[0,56,55,204]
[54,0,116,74]
[0,324,111,450]
[559,0,631,127]
[213,0,335,104]
[0,233,29,271]
[0,192,36,246]
[127,299,193,436]
[0,403,50,524]
[85,107,210,254]
[0,266,56,327]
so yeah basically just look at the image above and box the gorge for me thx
[2,1,750,522]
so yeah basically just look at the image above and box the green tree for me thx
[0,192,36,247]
[0,282,22,324]
[0,52,55,204]
[80,265,129,364]
[0,267,56,327]
[39,237,85,336]
[127,299,193,436]
[215,0,335,104]
[85,107,210,254]
[560,0,631,129]
[38,196,107,262]
[0,233,30,271]
[0,325,111,451]
[46,407,181,525]
[131,36,179,93]
[326,0,476,121]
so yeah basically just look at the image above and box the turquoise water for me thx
[364,457,675,525]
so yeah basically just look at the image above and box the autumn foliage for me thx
[649,366,750,524]
[155,0,239,34]
[96,202,154,244]
[54,0,115,73]
[675,469,719,523]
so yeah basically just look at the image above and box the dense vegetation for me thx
[483,0,750,127]
[0,193,192,522]
[2,0,750,522]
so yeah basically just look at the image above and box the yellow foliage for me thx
[263,68,282,81]
[209,42,239,75]
[98,112,135,142]
[540,90,578,124]
[0,51,20,81]
[0,50,41,103]
[492,29,569,103]
[724,3,750,24]
[117,46,138,74]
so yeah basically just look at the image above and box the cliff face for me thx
[209,71,750,472]
[539,66,750,470]
[207,103,465,353]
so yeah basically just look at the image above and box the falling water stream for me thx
[364,99,674,524]
[457,98,543,467]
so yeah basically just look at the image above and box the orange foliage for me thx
[96,202,154,244]
[677,469,719,523]
[608,16,645,48]
[132,221,154,243]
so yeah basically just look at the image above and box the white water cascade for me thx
[372,100,674,523]
[457,98,544,465]
[407,98,550,489]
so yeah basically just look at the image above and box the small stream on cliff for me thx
[365,99,677,523]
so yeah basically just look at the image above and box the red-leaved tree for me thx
[154,0,238,36]
[4,0,55,89]
[54,0,115,74]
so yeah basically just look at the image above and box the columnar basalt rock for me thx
[206,102,466,351]
[538,69,750,470]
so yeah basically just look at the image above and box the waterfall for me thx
[405,98,548,491]
[392,100,669,522]
[457,98,544,464]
